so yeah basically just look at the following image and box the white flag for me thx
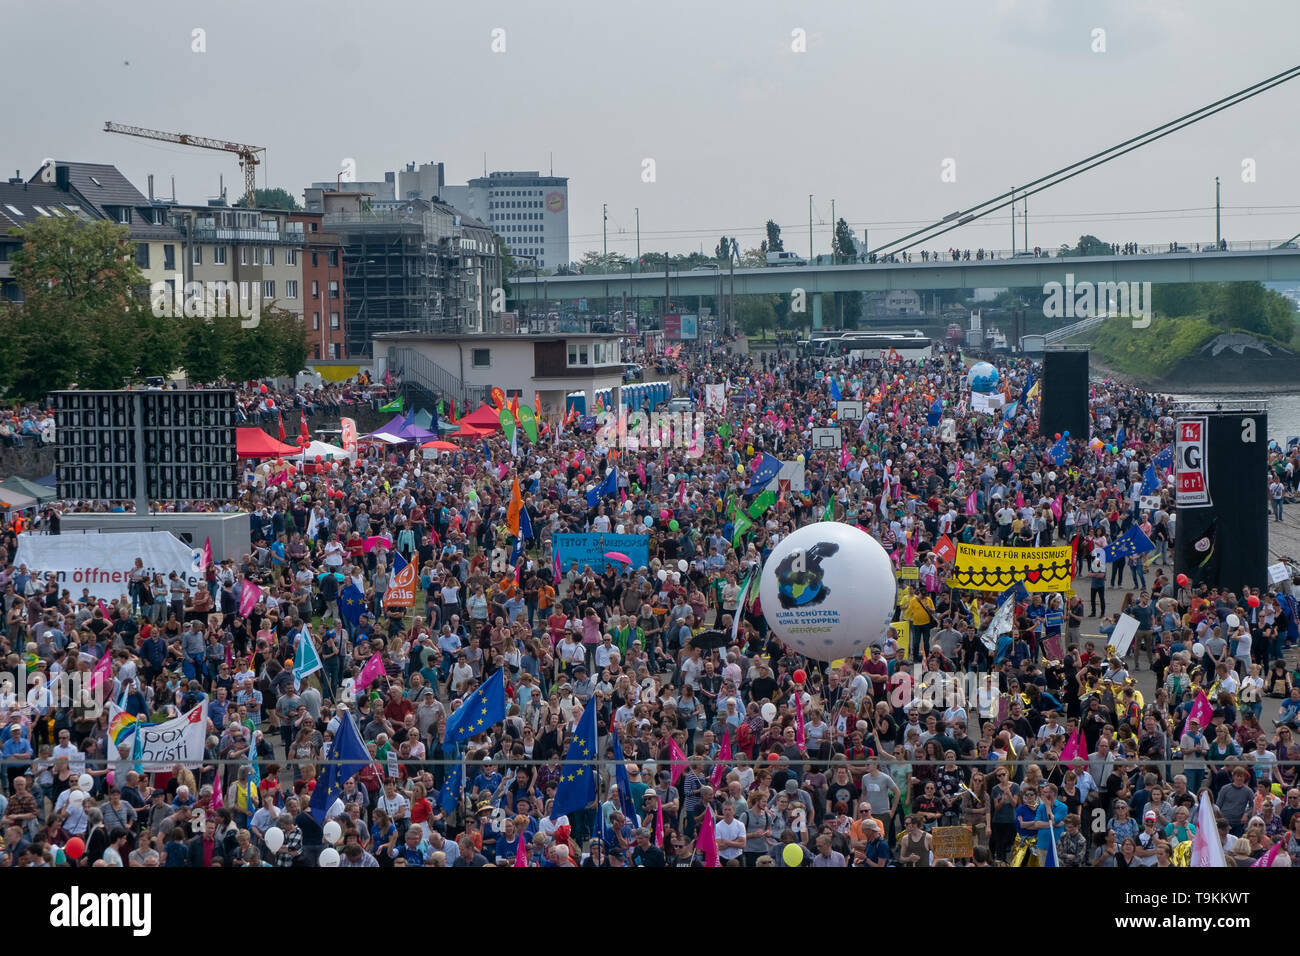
[979,598,1015,653]
[1189,791,1227,867]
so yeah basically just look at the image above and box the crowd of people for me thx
[0,338,1297,868]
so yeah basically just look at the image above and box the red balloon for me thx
[584,466,592,476]
[1248,595,1260,608]
[550,469,557,477]
[64,837,85,860]
[792,669,807,684]
[767,753,782,763]
[1176,574,1189,587]
[1054,433,1061,440]
[260,384,268,395]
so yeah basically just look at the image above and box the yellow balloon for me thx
[782,843,804,867]
[737,464,745,474]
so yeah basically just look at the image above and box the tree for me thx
[0,216,182,398]
[715,236,731,261]
[1059,235,1114,257]
[833,218,857,261]
[736,296,778,338]
[239,187,300,211]
[765,220,784,252]
[741,247,766,269]
[497,236,517,297]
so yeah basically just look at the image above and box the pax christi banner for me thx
[109,702,207,771]
[949,543,1073,592]
[384,552,418,608]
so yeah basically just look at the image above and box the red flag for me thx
[449,398,457,423]
[934,535,956,563]
[794,690,807,750]
[709,730,731,788]
[698,807,719,867]
[277,412,286,443]
[299,410,309,447]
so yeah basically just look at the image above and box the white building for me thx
[440,170,569,271]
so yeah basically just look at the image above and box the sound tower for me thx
[1038,348,1090,439]
[53,390,238,505]
[1173,409,1268,596]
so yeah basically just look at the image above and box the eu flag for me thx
[1139,464,1159,496]
[1115,425,1126,449]
[585,466,619,508]
[518,503,534,542]
[611,733,639,825]
[1047,435,1069,467]
[309,708,372,823]
[440,748,464,814]
[1019,370,1036,404]
[829,378,842,403]
[997,580,1030,608]
[550,698,599,820]
[926,398,943,427]
[340,582,365,632]
[443,667,506,744]
[745,453,781,496]
[1152,445,1174,470]
[1103,525,1154,563]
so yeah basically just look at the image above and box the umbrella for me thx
[688,630,732,650]
[422,440,459,452]
[604,551,632,564]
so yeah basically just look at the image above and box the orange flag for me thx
[507,477,523,536]
[534,391,541,415]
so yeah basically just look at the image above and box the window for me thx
[265,248,274,266]
[328,250,338,267]
[240,247,248,265]
[135,244,149,268]
[252,247,261,266]
[286,248,297,266]
[567,343,589,366]
[330,312,340,329]
[31,205,49,217]
[329,343,339,359]
[163,244,175,271]
[4,205,23,218]
[311,252,319,268]
[311,280,319,299]
[286,280,298,299]
[471,348,490,368]
[214,246,227,265]
[192,244,202,265]
[328,280,339,299]
[314,344,321,360]
[262,280,274,299]
[116,207,130,224]
[312,313,320,330]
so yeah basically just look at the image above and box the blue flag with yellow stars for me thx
[443,667,506,744]
[550,698,599,820]
[440,748,464,814]
[1103,525,1154,564]
[745,453,781,496]
[309,708,372,823]
[340,582,365,632]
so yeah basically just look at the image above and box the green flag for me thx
[822,499,835,522]
[718,422,732,441]
[498,406,517,441]
[748,489,776,519]
[518,405,539,444]
[731,511,752,548]
[379,397,404,413]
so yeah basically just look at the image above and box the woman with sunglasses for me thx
[989,765,1019,862]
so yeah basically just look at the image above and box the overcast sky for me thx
[10,0,1300,260]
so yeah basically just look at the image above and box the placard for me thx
[1175,417,1211,507]
[1108,612,1139,658]
[387,751,399,780]
[932,826,974,859]
[971,392,1005,414]
[1267,562,1291,585]
[1139,495,1161,511]
[897,565,919,580]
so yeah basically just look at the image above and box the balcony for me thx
[188,226,303,244]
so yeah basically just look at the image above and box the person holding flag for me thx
[443,668,507,744]
[550,696,599,824]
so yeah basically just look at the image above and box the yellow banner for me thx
[949,543,1073,592]
[313,364,362,383]
[890,621,910,660]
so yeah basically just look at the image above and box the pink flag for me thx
[515,834,528,868]
[88,648,112,694]
[210,777,224,811]
[362,536,393,553]
[668,738,689,787]
[98,599,112,620]
[677,480,686,506]
[654,794,665,848]
[238,581,261,617]
[965,490,977,516]
[839,444,851,470]
[1060,729,1089,762]
[698,807,719,867]
[1251,841,1283,868]
[1050,494,1063,520]
[709,730,731,788]
[1015,490,1024,508]
[903,530,916,567]
[498,463,510,480]
[200,537,213,572]
[1182,691,1214,738]
[356,653,386,692]
[224,641,234,671]
[637,460,646,486]
[794,691,806,750]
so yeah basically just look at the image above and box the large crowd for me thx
[0,339,1298,868]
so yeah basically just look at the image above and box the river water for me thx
[1164,391,1300,444]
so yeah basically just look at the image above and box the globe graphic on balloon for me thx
[966,362,1000,394]
[758,522,896,662]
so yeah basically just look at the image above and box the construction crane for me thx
[104,121,265,205]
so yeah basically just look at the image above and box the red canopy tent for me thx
[237,427,303,458]
[449,403,503,438]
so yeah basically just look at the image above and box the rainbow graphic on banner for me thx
[109,707,138,748]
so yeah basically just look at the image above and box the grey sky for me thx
[9,0,1300,260]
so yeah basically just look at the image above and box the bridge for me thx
[514,245,1300,300]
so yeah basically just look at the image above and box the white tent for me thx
[366,432,407,445]
[301,439,351,461]
[0,489,37,513]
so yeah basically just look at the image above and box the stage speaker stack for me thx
[1038,348,1090,439]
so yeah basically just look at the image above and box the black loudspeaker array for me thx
[53,390,238,502]
[1038,349,1090,439]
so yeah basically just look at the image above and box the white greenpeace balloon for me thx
[677,560,688,572]
[1192,642,1205,658]
[759,522,896,662]
[760,702,777,723]
[77,774,94,791]
[322,820,342,845]
[264,827,284,854]
[319,847,340,867]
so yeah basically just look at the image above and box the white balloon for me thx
[1226,614,1240,629]
[1192,642,1205,657]
[264,827,285,854]
[322,820,342,845]
[657,569,668,582]
[759,522,896,662]
[69,790,85,807]
[77,774,94,791]
[760,702,778,723]
[677,560,688,572]
[615,524,625,534]
[319,847,340,867]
